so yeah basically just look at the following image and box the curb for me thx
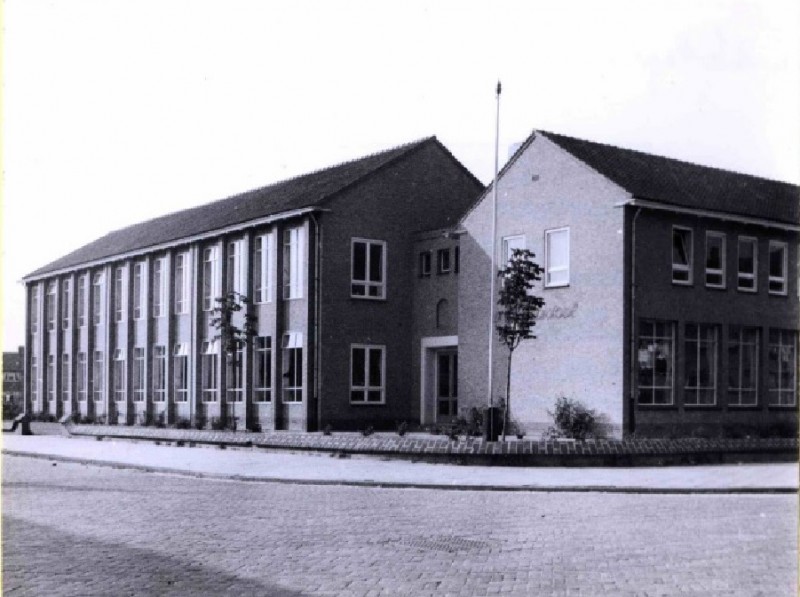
[4,450,797,495]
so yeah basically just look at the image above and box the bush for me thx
[248,421,262,433]
[395,421,409,437]
[210,417,226,431]
[360,426,374,437]
[174,417,192,430]
[2,402,22,420]
[155,411,167,429]
[194,416,206,430]
[544,396,608,441]
[323,424,332,436]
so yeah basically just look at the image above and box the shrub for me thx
[194,416,206,430]
[322,424,332,436]
[155,411,167,429]
[248,421,262,433]
[2,402,22,420]
[544,396,608,441]
[395,421,409,437]
[174,417,191,430]
[210,417,226,431]
[361,426,374,437]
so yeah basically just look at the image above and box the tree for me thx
[496,248,545,440]
[210,291,257,428]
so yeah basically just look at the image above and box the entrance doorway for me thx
[436,350,458,423]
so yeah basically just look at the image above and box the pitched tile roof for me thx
[26,137,445,279]
[538,130,799,225]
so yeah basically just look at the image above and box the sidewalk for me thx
[3,435,797,493]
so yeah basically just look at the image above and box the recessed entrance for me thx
[419,335,458,426]
[436,350,458,423]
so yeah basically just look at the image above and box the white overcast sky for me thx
[2,0,799,350]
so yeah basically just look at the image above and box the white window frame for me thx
[683,323,718,406]
[768,240,788,296]
[544,227,570,288]
[437,248,451,275]
[226,345,245,403]
[704,232,726,289]
[227,239,246,295]
[253,336,272,402]
[671,226,693,285]
[133,347,146,403]
[283,227,305,300]
[61,354,70,402]
[768,329,797,407]
[254,232,274,304]
[30,356,38,403]
[174,252,189,314]
[114,266,125,323]
[152,258,166,318]
[77,276,87,328]
[737,236,758,292]
[92,272,104,326]
[92,350,104,402]
[173,343,189,403]
[152,345,166,402]
[281,332,303,403]
[133,262,144,319]
[30,286,40,334]
[202,340,219,402]
[637,320,675,405]
[501,234,525,266]
[203,247,220,311]
[350,344,386,405]
[350,238,387,300]
[728,326,759,407]
[113,349,126,403]
[46,282,57,331]
[419,251,432,277]
[77,353,87,402]
[47,354,55,401]
[61,280,71,330]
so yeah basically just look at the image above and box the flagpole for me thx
[487,81,501,414]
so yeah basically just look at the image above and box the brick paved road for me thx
[2,455,797,596]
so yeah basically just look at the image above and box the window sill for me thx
[350,295,387,302]
[682,404,721,410]
[670,280,693,287]
[635,403,678,409]
[704,284,726,291]
[736,286,757,294]
[350,401,387,406]
[768,291,788,297]
[544,283,570,290]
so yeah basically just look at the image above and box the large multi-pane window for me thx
[254,233,274,304]
[637,320,675,405]
[174,253,189,314]
[133,262,144,319]
[768,241,788,295]
[227,240,246,295]
[768,329,797,406]
[133,348,145,402]
[672,227,693,284]
[728,326,759,406]
[351,238,386,299]
[173,344,189,402]
[114,267,125,323]
[78,276,87,327]
[61,354,70,402]
[77,353,87,402]
[31,287,39,333]
[226,346,244,402]
[705,232,726,288]
[152,258,166,318]
[203,247,220,311]
[92,351,104,402]
[202,340,219,402]
[684,324,718,406]
[253,336,272,402]
[92,273,104,326]
[282,332,303,402]
[350,345,385,404]
[30,356,38,402]
[737,237,757,291]
[113,349,126,402]
[47,355,56,401]
[153,346,166,402]
[545,227,570,287]
[46,283,56,331]
[283,227,305,299]
[61,280,71,330]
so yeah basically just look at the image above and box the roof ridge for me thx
[538,129,798,189]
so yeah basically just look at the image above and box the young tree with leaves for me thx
[496,248,545,440]
[210,291,258,428]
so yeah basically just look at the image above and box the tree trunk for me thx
[503,349,513,441]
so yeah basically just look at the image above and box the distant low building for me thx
[2,347,25,414]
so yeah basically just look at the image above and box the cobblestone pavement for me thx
[2,455,797,596]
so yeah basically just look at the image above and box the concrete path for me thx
[3,434,798,492]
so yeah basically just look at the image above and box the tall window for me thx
[114,267,125,322]
[61,280,71,330]
[283,227,305,299]
[254,336,272,402]
[174,253,189,314]
[47,355,55,401]
[133,348,145,403]
[728,326,759,406]
[737,237,757,291]
[173,344,189,402]
[351,238,386,299]
[77,353,87,402]
[705,232,726,288]
[92,351,104,402]
[78,276,87,327]
[437,249,451,274]
[282,332,303,402]
[637,320,675,405]
[768,329,797,406]
[768,241,788,295]
[92,272,104,326]
[113,349,126,402]
[61,354,70,402]
[419,251,432,277]
[203,247,220,311]
[254,233,274,303]
[133,262,144,319]
[545,227,570,287]
[31,286,39,333]
[153,346,166,402]
[672,227,693,284]
[30,356,38,403]
[46,283,56,331]
[684,324,718,406]
[152,258,166,318]
[226,346,244,402]
[202,340,219,402]
[227,240,245,295]
[350,345,385,404]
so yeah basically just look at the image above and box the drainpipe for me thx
[628,206,643,436]
[310,210,327,431]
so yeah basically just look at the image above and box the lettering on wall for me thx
[538,302,579,320]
